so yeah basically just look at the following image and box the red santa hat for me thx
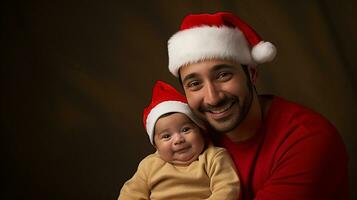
[168,12,277,77]
[143,81,203,145]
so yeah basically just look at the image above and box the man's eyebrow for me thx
[182,73,198,84]
[182,63,237,84]
[211,63,236,72]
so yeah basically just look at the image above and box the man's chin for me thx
[208,117,241,133]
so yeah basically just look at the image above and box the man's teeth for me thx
[209,102,233,114]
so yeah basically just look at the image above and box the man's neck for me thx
[225,94,272,142]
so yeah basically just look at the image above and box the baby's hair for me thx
[158,112,175,119]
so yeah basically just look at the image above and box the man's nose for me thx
[204,82,223,106]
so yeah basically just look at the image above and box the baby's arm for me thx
[206,148,240,200]
[118,159,150,200]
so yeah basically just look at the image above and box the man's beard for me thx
[199,83,255,134]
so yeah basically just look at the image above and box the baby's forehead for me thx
[154,112,201,133]
[157,112,196,125]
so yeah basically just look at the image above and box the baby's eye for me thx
[161,134,171,140]
[181,127,191,133]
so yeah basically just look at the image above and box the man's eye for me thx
[186,80,202,91]
[188,81,199,87]
[217,72,232,81]
[218,72,227,77]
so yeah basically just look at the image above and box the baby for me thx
[118,81,240,200]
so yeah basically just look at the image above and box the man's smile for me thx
[208,100,235,114]
[206,100,236,120]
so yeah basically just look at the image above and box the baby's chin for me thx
[169,155,200,166]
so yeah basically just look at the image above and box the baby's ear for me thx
[152,144,159,152]
[152,138,157,148]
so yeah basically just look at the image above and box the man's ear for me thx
[248,65,258,85]
[178,69,184,88]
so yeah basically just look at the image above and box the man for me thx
[166,12,348,200]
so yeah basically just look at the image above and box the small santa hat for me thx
[168,12,277,77]
[143,81,203,145]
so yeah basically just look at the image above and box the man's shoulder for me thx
[256,96,348,200]
[262,95,347,161]
[267,95,334,126]
[257,95,343,150]
[264,95,341,144]
[268,95,316,114]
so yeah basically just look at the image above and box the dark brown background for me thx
[2,0,356,199]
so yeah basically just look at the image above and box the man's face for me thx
[179,59,255,134]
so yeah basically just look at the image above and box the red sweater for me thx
[219,96,348,200]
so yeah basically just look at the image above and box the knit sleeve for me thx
[118,156,151,200]
[206,147,240,200]
[254,122,348,200]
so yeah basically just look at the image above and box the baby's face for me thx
[154,113,205,166]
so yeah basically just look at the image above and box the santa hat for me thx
[143,81,203,145]
[168,12,277,77]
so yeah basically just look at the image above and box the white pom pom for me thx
[251,41,277,64]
